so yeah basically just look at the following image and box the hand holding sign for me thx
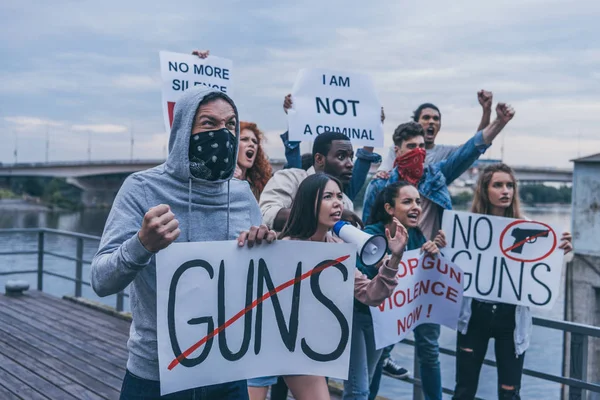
[434,230,447,249]
[237,225,277,247]
[559,232,573,254]
[139,205,180,253]
[192,49,210,59]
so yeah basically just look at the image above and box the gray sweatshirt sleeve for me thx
[91,175,154,297]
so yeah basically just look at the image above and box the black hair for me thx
[198,91,236,110]
[412,103,441,122]
[368,181,413,225]
[301,153,313,171]
[312,131,350,159]
[279,174,342,240]
[392,122,424,147]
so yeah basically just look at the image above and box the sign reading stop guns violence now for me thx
[370,250,464,350]
[159,51,234,134]
[287,68,384,147]
[156,240,355,395]
[441,211,564,310]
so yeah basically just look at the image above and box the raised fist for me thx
[138,204,180,253]
[477,90,493,110]
[496,103,515,124]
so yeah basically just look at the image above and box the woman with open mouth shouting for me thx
[344,181,445,400]
[266,173,408,400]
[235,121,273,200]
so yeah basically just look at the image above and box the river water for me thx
[0,202,571,399]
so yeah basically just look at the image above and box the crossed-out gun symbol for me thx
[509,228,550,254]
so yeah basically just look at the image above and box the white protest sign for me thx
[287,68,384,147]
[441,210,565,310]
[159,51,234,133]
[370,250,464,349]
[156,240,356,395]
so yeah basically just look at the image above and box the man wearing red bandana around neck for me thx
[363,103,515,400]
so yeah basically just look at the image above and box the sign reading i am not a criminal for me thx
[156,240,356,395]
[159,51,233,133]
[441,210,565,310]
[370,250,464,350]
[287,68,384,147]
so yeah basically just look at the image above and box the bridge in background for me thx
[0,159,573,206]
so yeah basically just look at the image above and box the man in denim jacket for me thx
[362,102,515,400]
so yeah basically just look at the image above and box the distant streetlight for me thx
[13,131,18,163]
[88,130,92,161]
[45,125,49,163]
[130,124,134,161]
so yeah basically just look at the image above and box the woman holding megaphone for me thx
[269,173,408,400]
[343,181,445,400]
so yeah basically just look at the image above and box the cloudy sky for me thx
[1,0,599,168]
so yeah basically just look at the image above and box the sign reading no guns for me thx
[156,240,355,395]
[441,211,565,310]
[287,68,384,147]
[159,51,234,134]
[370,250,464,349]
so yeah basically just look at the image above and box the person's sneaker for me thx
[382,357,410,379]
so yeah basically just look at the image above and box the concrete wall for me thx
[564,159,600,399]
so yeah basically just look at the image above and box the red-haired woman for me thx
[236,121,273,200]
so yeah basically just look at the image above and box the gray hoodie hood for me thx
[166,86,239,183]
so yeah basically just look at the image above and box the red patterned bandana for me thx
[393,148,426,185]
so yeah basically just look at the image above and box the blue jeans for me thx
[343,311,383,400]
[415,323,442,400]
[370,324,442,400]
[120,369,249,400]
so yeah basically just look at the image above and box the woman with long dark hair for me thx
[266,173,408,400]
[346,181,443,400]
[451,163,573,400]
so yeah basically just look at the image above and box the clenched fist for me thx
[477,90,493,110]
[496,103,515,124]
[138,204,180,252]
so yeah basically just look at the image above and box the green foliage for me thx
[519,184,571,205]
[451,191,473,206]
[0,188,17,199]
[41,178,82,210]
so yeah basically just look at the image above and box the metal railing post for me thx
[116,291,124,312]
[413,352,424,400]
[569,332,589,400]
[37,230,44,291]
[75,237,84,297]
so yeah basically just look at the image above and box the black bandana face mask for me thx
[189,128,236,181]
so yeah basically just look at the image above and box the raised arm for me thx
[354,219,407,306]
[437,102,515,184]
[346,147,382,200]
[259,169,302,231]
[482,103,515,145]
[91,176,154,297]
[476,90,493,132]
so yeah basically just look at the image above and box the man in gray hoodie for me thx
[91,86,273,399]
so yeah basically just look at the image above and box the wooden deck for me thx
[0,290,344,400]
[0,290,128,400]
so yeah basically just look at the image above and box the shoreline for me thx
[0,198,52,212]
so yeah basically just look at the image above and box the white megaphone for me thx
[333,221,388,267]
